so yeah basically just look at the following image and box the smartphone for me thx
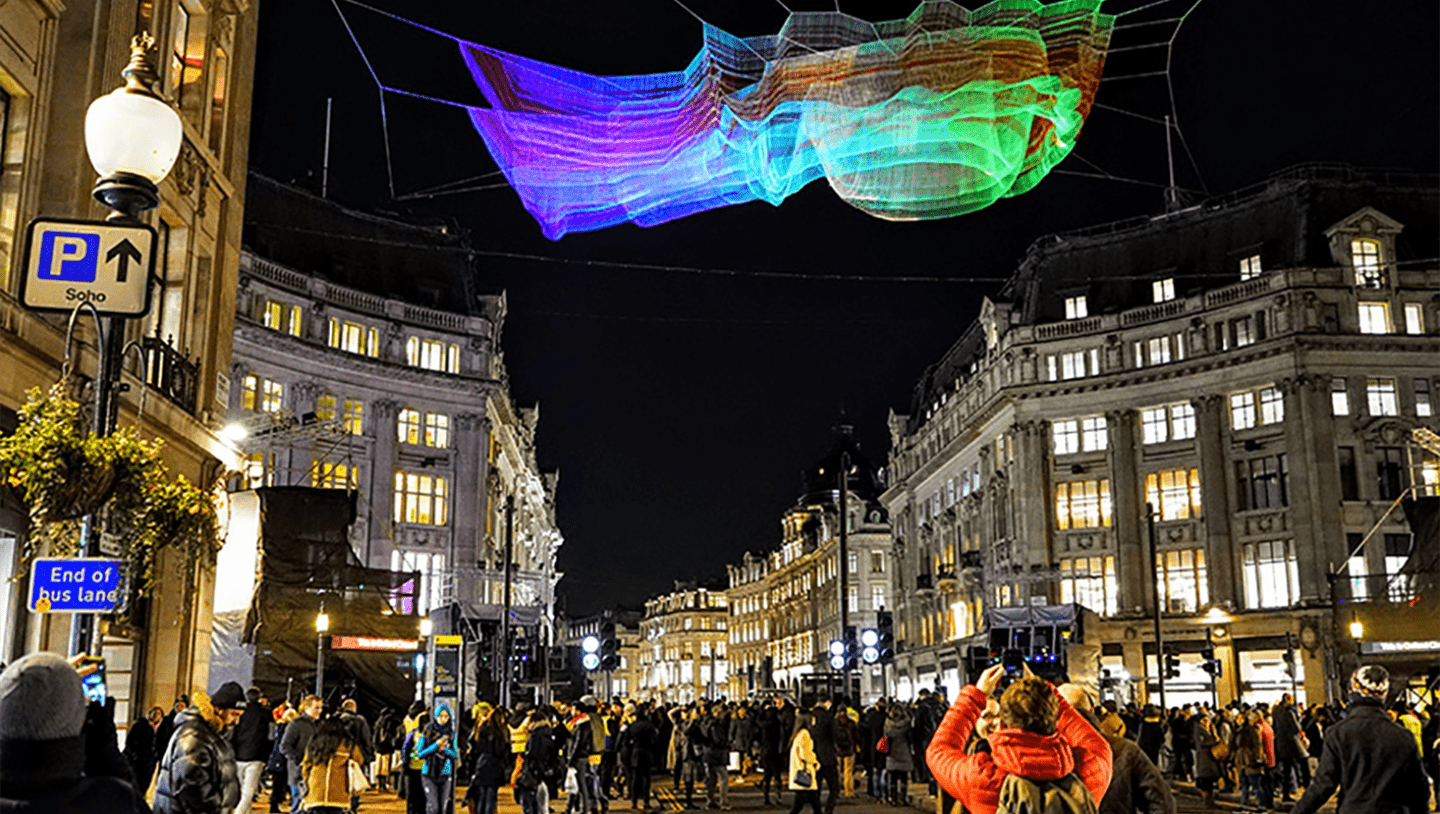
[80,656,107,703]
[998,648,1025,691]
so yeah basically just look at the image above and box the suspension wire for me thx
[1164,0,1209,193]
[394,181,515,201]
[1092,101,1169,126]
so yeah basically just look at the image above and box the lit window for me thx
[1358,303,1391,335]
[1171,403,1196,439]
[425,413,449,448]
[871,584,887,611]
[407,337,449,372]
[1259,387,1284,425]
[1152,278,1176,303]
[1415,379,1433,417]
[871,551,885,573]
[1239,254,1262,280]
[241,373,257,411]
[1234,316,1254,347]
[1403,303,1425,335]
[329,318,377,356]
[1141,407,1168,444]
[393,471,449,525]
[1055,479,1112,530]
[1331,378,1350,415]
[289,305,303,337]
[1059,556,1117,616]
[316,393,336,421]
[447,344,460,374]
[1146,468,1202,521]
[1230,392,1256,430]
[1347,554,1369,601]
[398,408,422,444]
[343,399,364,434]
[1052,419,1079,455]
[243,378,284,414]
[1156,548,1209,613]
[1367,378,1398,416]
[1148,336,1171,365]
[1174,332,1187,361]
[313,462,356,490]
[1351,239,1383,287]
[1065,296,1088,319]
[1384,534,1415,602]
[1053,349,1098,381]
[1242,541,1298,609]
[1080,416,1108,452]
[262,300,283,330]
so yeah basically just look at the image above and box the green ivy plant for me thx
[0,383,222,595]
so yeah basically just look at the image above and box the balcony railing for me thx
[141,335,199,415]
[1331,570,1433,604]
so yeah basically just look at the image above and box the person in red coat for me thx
[925,663,1112,814]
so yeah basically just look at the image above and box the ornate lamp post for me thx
[85,33,182,221]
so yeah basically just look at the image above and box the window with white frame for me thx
[1235,454,1289,511]
[397,408,422,444]
[1059,556,1117,617]
[1065,296,1088,319]
[1234,316,1255,347]
[1403,303,1425,335]
[1331,377,1350,415]
[1351,239,1383,287]
[1239,254,1262,280]
[1242,540,1299,609]
[1366,377,1398,416]
[394,471,449,525]
[328,318,379,356]
[1230,391,1256,430]
[1055,479,1112,530]
[1052,419,1079,455]
[1152,278,1176,303]
[1080,416,1108,451]
[1140,403,1196,444]
[1358,302,1391,334]
[391,549,447,615]
[1259,386,1284,424]
[1148,336,1171,365]
[871,584,887,611]
[1231,386,1282,430]
[343,399,363,434]
[1415,379,1433,417]
[241,374,284,414]
[1346,553,1369,601]
[1156,548,1209,613]
[313,461,356,490]
[1047,348,1100,381]
[1145,468,1202,521]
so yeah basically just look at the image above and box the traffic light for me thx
[1200,644,1221,678]
[861,629,882,664]
[842,626,859,670]
[876,610,895,664]
[581,634,601,671]
[599,621,620,671]
[828,638,845,671]
[1282,631,1297,677]
[1162,644,1180,679]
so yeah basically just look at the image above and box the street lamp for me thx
[1349,618,1363,640]
[315,607,330,698]
[420,616,434,637]
[84,33,182,220]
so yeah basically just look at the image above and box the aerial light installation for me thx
[460,0,1114,239]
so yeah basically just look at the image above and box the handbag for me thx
[347,760,371,794]
[564,766,580,795]
[794,768,813,788]
[876,736,890,755]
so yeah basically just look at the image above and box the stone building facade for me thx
[231,176,562,696]
[639,582,729,703]
[882,165,1439,707]
[0,0,259,723]
[725,428,894,702]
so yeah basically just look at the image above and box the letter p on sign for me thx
[37,232,100,282]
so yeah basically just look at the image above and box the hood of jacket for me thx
[986,727,1076,783]
[175,691,225,735]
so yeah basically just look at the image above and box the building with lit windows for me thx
[230,176,562,668]
[882,165,1439,708]
[0,0,259,722]
[639,581,729,702]
[724,427,894,702]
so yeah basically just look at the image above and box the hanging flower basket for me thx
[0,383,220,595]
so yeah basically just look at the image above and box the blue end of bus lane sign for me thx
[28,557,124,613]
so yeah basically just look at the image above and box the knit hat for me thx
[1350,665,1389,698]
[0,652,88,741]
[210,681,247,710]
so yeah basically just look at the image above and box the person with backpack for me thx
[883,704,915,807]
[925,663,1112,814]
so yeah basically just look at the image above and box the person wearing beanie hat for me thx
[153,681,245,814]
[0,652,149,813]
[1289,664,1429,814]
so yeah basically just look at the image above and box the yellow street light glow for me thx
[420,617,434,637]
[1349,619,1364,639]
[316,612,330,633]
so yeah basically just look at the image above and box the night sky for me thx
[248,0,1439,615]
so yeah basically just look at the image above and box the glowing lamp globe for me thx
[84,89,182,184]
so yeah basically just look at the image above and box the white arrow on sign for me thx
[19,217,158,317]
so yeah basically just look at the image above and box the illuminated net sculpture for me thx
[461,0,1114,239]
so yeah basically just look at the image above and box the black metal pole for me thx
[501,495,515,708]
[838,452,849,683]
[1147,502,1166,712]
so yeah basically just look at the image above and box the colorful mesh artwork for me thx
[461,0,1114,239]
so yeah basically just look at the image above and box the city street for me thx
[345,774,1339,814]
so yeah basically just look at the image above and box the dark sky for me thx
[248,0,1439,615]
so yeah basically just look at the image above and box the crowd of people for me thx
[0,651,1436,814]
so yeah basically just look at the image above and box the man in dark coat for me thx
[155,696,188,767]
[123,705,164,796]
[617,706,657,808]
[1271,693,1305,803]
[231,688,273,814]
[702,704,732,810]
[278,695,322,814]
[1059,684,1174,814]
[154,681,246,814]
[1290,665,1431,814]
[809,696,841,814]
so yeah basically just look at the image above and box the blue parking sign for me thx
[19,217,155,316]
[36,231,102,282]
